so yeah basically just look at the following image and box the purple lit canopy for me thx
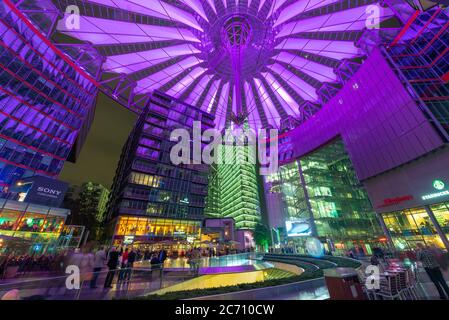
[54,0,400,131]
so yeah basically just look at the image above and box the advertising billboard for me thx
[12,176,69,208]
[285,219,312,237]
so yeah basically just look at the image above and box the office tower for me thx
[107,91,214,246]
[205,123,262,231]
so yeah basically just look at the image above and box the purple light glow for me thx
[55,0,401,132]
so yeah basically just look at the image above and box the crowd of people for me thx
[64,245,169,289]
[4,241,448,298]
[0,245,169,287]
[0,252,67,278]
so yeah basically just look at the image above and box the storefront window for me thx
[114,216,201,242]
[383,207,444,250]
[0,210,20,231]
[41,215,64,233]
[430,202,449,235]
[17,212,47,232]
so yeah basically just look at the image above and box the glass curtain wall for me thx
[382,207,445,250]
[279,139,383,254]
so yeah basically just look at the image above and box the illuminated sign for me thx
[377,195,414,208]
[422,190,449,200]
[285,219,311,237]
[422,180,449,200]
[123,236,134,245]
[433,180,445,190]
[11,176,69,207]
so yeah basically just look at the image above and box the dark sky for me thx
[60,93,137,189]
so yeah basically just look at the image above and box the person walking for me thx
[68,246,95,286]
[157,248,167,265]
[191,247,201,276]
[118,248,129,282]
[90,246,107,289]
[104,247,119,288]
[150,253,161,282]
[125,248,137,281]
[416,243,449,299]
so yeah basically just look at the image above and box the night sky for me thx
[60,93,137,189]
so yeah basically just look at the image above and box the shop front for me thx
[0,198,69,254]
[364,147,449,251]
[111,215,202,254]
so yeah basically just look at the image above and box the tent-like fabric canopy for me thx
[54,0,399,132]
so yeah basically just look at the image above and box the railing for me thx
[0,263,194,300]
[0,253,265,300]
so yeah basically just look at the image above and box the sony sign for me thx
[20,176,69,207]
[36,187,63,198]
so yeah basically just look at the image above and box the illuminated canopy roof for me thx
[54,0,400,131]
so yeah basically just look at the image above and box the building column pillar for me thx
[424,205,449,251]
[297,161,318,238]
[376,213,396,253]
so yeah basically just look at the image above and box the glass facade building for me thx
[277,140,383,254]
[205,126,262,231]
[107,91,214,246]
[0,1,99,190]
[386,8,449,135]
[364,7,449,252]
[4,0,449,261]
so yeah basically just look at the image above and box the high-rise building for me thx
[0,1,100,191]
[106,91,214,247]
[205,124,262,231]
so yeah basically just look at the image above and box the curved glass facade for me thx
[277,139,383,254]
[0,2,98,189]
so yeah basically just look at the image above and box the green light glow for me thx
[204,127,262,230]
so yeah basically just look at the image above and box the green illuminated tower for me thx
[205,124,262,230]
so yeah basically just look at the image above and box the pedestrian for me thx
[416,243,449,300]
[104,247,119,288]
[150,253,161,281]
[68,245,94,286]
[90,246,107,289]
[118,248,129,282]
[125,248,137,281]
[158,248,167,265]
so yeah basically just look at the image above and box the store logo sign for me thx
[433,180,445,190]
[422,180,449,200]
[377,195,414,208]
[422,191,449,200]
[37,187,63,198]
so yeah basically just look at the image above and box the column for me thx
[376,213,396,253]
[297,161,318,238]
